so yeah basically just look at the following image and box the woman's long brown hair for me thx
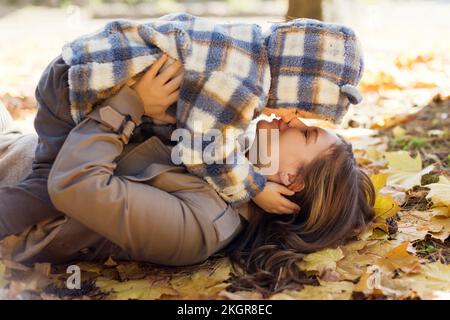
[225,136,376,296]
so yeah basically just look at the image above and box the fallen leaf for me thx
[96,277,177,300]
[270,280,354,300]
[378,241,421,274]
[403,261,450,299]
[336,252,378,281]
[116,262,146,281]
[373,194,400,220]
[170,259,232,299]
[426,175,450,208]
[371,173,401,219]
[371,173,389,192]
[382,151,434,189]
[0,261,8,288]
[298,247,344,274]
[104,256,118,267]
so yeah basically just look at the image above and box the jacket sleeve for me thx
[0,55,75,237]
[177,73,267,206]
[47,86,228,265]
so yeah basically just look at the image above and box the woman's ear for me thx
[287,173,305,192]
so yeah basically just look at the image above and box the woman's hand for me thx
[252,182,301,214]
[132,54,184,124]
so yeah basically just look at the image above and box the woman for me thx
[0,55,375,293]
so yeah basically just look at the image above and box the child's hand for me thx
[252,182,301,214]
[132,54,184,124]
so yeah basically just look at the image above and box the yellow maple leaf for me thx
[96,277,177,300]
[378,241,420,274]
[297,247,344,274]
[170,259,231,299]
[370,173,400,219]
[382,151,434,189]
[404,261,450,299]
[426,175,450,210]
[374,194,400,220]
[384,151,422,171]
[270,280,354,300]
[371,173,389,193]
[0,261,8,288]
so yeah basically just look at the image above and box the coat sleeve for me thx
[0,55,75,237]
[176,71,268,206]
[47,86,231,265]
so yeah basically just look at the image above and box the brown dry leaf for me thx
[336,251,379,281]
[377,241,421,274]
[336,241,382,281]
[297,247,344,274]
[359,240,397,259]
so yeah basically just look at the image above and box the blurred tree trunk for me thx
[286,0,323,21]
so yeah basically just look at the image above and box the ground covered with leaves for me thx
[0,7,449,300]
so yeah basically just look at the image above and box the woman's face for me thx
[252,117,340,186]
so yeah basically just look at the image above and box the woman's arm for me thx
[47,85,229,266]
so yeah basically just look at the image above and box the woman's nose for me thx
[287,117,309,130]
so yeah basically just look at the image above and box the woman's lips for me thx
[271,118,281,129]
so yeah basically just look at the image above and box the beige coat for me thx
[4,87,251,266]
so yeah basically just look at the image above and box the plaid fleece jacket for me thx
[61,13,364,204]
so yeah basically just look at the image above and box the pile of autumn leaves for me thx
[273,150,450,300]
[0,146,449,300]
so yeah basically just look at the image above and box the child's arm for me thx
[133,57,300,212]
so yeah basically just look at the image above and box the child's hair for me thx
[226,135,376,296]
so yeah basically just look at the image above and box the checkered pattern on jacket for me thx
[265,18,364,123]
[62,13,270,204]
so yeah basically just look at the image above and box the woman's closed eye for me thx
[305,128,318,144]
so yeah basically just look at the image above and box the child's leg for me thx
[0,101,13,134]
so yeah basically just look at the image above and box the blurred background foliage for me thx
[0,0,319,19]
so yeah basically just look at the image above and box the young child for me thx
[60,13,364,213]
